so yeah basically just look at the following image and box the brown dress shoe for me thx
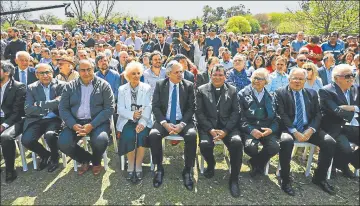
[92,165,103,176]
[78,162,90,175]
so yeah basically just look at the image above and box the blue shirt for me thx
[225,69,251,93]
[95,69,121,101]
[205,37,222,56]
[304,78,323,92]
[266,71,289,93]
[143,67,166,96]
[291,40,308,52]
[344,89,359,126]
[76,80,93,120]
[41,83,57,119]
[321,41,344,64]
[325,67,334,85]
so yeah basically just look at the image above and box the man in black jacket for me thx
[318,64,359,178]
[275,68,336,196]
[4,27,26,66]
[21,63,66,173]
[0,61,26,183]
[196,64,242,197]
[148,60,197,191]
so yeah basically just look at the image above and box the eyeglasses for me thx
[254,77,266,81]
[300,52,309,55]
[290,77,305,81]
[303,68,313,71]
[37,71,52,76]
[79,68,92,73]
[233,59,243,62]
[336,73,356,79]
[298,59,307,62]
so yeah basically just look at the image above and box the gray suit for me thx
[58,76,115,165]
[21,79,66,161]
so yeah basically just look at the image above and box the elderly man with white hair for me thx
[275,68,336,196]
[238,68,280,179]
[148,60,197,190]
[21,63,66,173]
[104,49,119,69]
[14,51,37,85]
[319,64,359,179]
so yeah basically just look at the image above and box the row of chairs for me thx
[5,119,359,178]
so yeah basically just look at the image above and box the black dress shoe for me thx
[136,172,143,181]
[182,170,194,191]
[229,180,240,198]
[38,155,51,171]
[203,167,215,179]
[153,169,164,188]
[47,159,59,173]
[126,172,134,181]
[5,170,17,183]
[312,178,336,195]
[341,167,355,179]
[281,182,295,196]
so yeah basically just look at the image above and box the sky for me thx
[25,1,300,21]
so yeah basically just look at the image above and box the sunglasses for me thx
[336,73,356,79]
[300,52,309,55]
[303,68,312,71]
[299,59,307,62]
[208,49,213,51]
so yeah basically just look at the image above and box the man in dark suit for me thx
[13,51,37,86]
[196,57,219,88]
[58,59,115,176]
[318,64,359,178]
[148,60,197,190]
[196,64,242,197]
[275,68,336,196]
[238,68,280,178]
[318,54,335,86]
[0,61,26,183]
[21,63,65,173]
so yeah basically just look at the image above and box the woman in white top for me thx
[193,33,206,67]
[198,46,214,73]
[302,62,323,92]
[116,62,153,181]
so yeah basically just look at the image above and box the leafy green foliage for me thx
[225,16,251,34]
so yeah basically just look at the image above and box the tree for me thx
[103,0,116,23]
[225,16,251,34]
[253,13,270,33]
[214,7,225,21]
[0,0,31,26]
[202,5,213,22]
[225,4,250,18]
[90,0,104,22]
[39,13,63,25]
[71,0,87,21]
[288,0,359,35]
[244,15,260,33]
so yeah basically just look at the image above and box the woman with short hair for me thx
[302,62,323,92]
[116,61,153,181]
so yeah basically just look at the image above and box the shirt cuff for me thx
[354,106,359,113]
[160,120,167,125]
[288,128,297,134]
[180,122,187,127]
[1,123,9,129]
[309,127,316,133]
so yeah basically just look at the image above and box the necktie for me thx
[170,84,177,124]
[295,91,304,132]
[21,70,26,85]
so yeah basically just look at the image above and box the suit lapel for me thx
[2,79,13,105]
[163,79,170,112]
[14,68,19,81]
[350,85,358,105]
[124,84,131,109]
[286,86,295,113]
[179,81,185,111]
[36,82,47,101]
[137,83,144,106]
[333,83,348,104]
[302,89,311,119]
[50,79,57,100]
[264,90,274,118]
[206,84,217,113]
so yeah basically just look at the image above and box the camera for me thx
[172,32,180,44]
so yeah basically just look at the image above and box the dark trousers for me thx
[148,121,197,169]
[333,126,359,170]
[279,130,336,183]
[21,118,62,160]
[58,120,109,166]
[199,129,243,180]
[243,133,279,170]
[0,119,24,172]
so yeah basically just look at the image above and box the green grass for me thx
[1,141,359,205]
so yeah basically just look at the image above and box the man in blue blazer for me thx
[318,54,335,86]
[13,51,37,86]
